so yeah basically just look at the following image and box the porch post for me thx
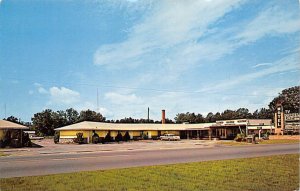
[20,129,23,147]
[208,129,212,140]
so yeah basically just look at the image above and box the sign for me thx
[284,113,300,122]
[276,106,282,128]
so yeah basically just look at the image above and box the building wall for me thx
[60,130,91,138]
[95,130,109,138]
[161,130,180,136]
[0,130,4,140]
[248,119,272,126]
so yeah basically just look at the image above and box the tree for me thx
[205,112,215,122]
[236,108,252,119]
[252,108,273,119]
[175,112,204,123]
[269,86,300,112]
[5,116,20,123]
[220,109,236,120]
[78,110,106,122]
[65,108,79,124]
[31,109,56,136]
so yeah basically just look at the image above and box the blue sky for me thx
[0,0,299,122]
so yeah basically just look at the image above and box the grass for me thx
[259,139,300,144]
[0,154,299,191]
[0,151,7,157]
[218,139,300,146]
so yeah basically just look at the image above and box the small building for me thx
[0,120,29,146]
[210,119,273,139]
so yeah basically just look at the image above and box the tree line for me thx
[4,86,299,136]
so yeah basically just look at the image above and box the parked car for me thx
[160,134,180,141]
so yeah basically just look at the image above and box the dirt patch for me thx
[269,135,300,140]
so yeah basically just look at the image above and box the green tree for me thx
[205,112,215,122]
[5,116,20,123]
[78,109,106,122]
[269,86,300,112]
[175,112,204,123]
[65,108,79,124]
[252,108,273,119]
[31,109,56,136]
[236,108,252,119]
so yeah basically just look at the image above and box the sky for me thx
[0,0,299,122]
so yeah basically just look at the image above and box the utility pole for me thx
[147,107,150,122]
[97,88,99,112]
[4,103,6,119]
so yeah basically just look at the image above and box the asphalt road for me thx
[0,143,299,178]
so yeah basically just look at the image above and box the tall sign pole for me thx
[274,100,284,135]
[97,88,99,112]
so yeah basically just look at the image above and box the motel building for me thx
[55,112,274,144]
[0,120,30,146]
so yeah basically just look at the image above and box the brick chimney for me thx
[162,110,166,124]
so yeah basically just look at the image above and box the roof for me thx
[55,121,214,131]
[0,120,29,130]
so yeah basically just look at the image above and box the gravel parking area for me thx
[1,139,217,157]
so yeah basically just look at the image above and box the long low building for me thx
[55,118,274,143]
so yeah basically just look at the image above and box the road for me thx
[0,143,298,178]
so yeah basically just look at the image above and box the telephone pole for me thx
[4,103,6,119]
[97,88,99,112]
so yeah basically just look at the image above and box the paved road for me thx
[0,143,298,178]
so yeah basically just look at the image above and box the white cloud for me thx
[235,5,300,45]
[93,0,300,89]
[94,0,243,69]
[199,52,300,93]
[252,63,273,68]
[38,87,48,94]
[49,87,80,105]
[34,83,48,94]
[104,92,143,105]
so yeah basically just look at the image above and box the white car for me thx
[160,134,180,141]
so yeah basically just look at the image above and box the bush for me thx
[115,132,123,142]
[0,140,5,148]
[104,132,113,143]
[54,131,60,144]
[75,133,84,144]
[143,133,148,140]
[92,132,100,144]
[234,133,246,142]
[123,131,131,141]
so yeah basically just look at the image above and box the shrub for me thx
[104,132,113,143]
[123,131,131,141]
[234,133,246,142]
[54,131,60,144]
[143,133,148,140]
[0,140,5,148]
[75,133,84,144]
[92,132,100,144]
[115,132,123,142]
